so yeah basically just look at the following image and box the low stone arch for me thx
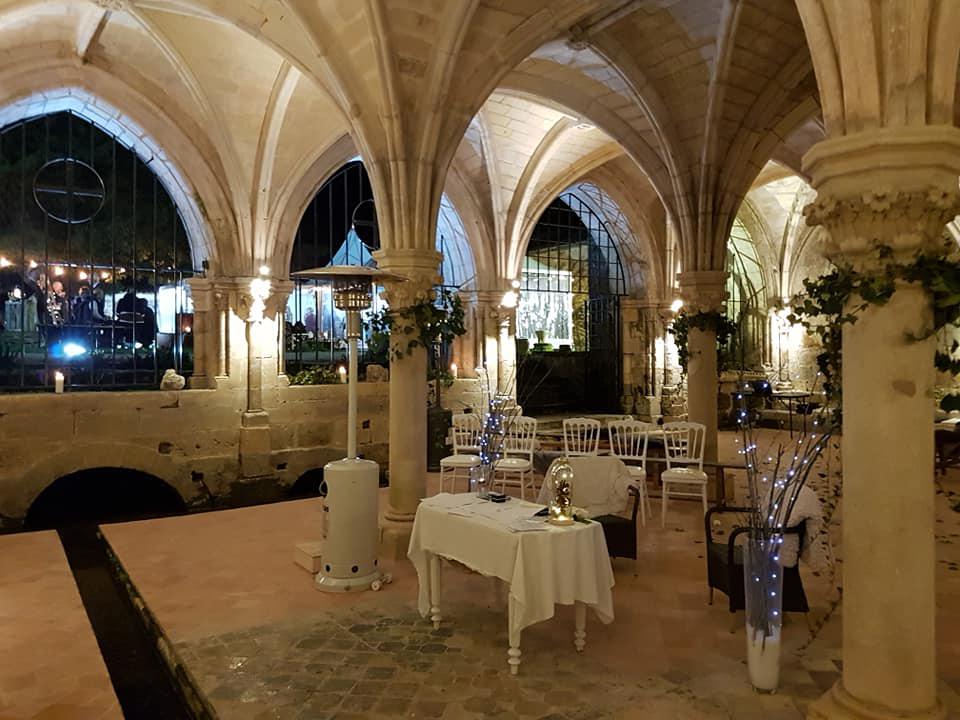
[4,442,199,522]
[0,58,238,273]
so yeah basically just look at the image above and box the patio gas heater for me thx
[292,266,403,592]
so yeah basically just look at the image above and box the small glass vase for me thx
[743,534,784,693]
[470,463,493,499]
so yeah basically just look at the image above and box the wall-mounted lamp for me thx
[670,298,683,313]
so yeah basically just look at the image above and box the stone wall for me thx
[0,382,390,526]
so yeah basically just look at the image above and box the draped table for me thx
[407,493,615,674]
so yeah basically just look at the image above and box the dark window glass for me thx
[0,111,194,392]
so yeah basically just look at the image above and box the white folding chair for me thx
[660,421,709,527]
[563,417,601,456]
[439,413,481,493]
[495,416,538,500]
[607,419,654,526]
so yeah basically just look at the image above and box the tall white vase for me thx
[743,535,784,693]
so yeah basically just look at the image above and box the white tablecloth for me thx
[408,493,615,638]
[536,456,633,517]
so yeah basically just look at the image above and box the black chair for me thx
[594,485,642,560]
[704,506,809,615]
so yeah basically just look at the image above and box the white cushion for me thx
[441,454,481,468]
[662,467,708,483]
[495,457,531,471]
[626,465,646,478]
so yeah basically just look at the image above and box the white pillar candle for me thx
[450,363,458,379]
[338,365,347,384]
[54,371,64,394]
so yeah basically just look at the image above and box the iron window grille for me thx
[0,111,195,392]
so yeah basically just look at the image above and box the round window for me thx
[33,158,106,224]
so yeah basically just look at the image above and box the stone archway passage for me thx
[24,467,186,530]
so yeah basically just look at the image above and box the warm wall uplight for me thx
[29,260,38,269]
[78,270,88,280]
[670,298,683,313]
[53,266,64,276]
[500,290,518,308]
[450,363,458,379]
[259,265,270,276]
[0,257,10,267]
[511,279,520,289]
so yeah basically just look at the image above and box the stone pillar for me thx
[497,305,517,401]
[373,248,441,558]
[803,128,960,720]
[269,280,294,382]
[622,298,667,418]
[677,271,727,466]
[185,277,211,389]
[213,287,230,379]
[236,276,274,479]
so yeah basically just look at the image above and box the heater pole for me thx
[347,311,360,459]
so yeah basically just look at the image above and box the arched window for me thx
[518,193,626,412]
[518,193,625,349]
[0,111,194,392]
[285,161,472,372]
[725,218,768,370]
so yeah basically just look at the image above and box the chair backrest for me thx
[503,416,537,459]
[662,421,706,470]
[451,413,481,453]
[608,420,653,466]
[563,417,601,456]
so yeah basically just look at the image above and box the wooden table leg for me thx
[507,594,522,675]
[574,602,586,652]
[429,553,442,630]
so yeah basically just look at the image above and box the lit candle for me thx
[450,362,458,379]
[54,371,64,394]
[338,366,347,384]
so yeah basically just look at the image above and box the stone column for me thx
[373,248,441,558]
[621,298,666,419]
[804,128,960,720]
[677,271,727,466]
[185,277,211,389]
[269,280,294,382]
[237,276,273,479]
[213,286,230,379]
[497,305,517,401]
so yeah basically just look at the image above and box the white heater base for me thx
[315,569,388,593]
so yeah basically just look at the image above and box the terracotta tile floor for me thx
[3,428,959,718]
[0,531,121,720]
[98,428,960,719]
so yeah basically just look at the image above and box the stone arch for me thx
[273,133,361,276]
[24,467,187,529]
[564,181,658,301]
[276,137,481,292]
[0,60,238,272]
[4,442,198,521]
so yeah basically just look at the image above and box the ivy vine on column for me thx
[788,239,960,409]
[668,310,738,374]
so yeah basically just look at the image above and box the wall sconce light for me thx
[670,298,683,313]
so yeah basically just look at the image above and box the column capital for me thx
[373,248,441,309]
[803,126,960,265]
[677,271,728,314]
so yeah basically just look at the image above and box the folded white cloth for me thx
[777,484,822,567]
[537,456,633,517]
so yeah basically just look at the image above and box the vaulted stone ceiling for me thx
[0,0,832,296]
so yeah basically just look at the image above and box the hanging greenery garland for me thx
[668,309,738,374]
[788,240,960,408]
[367,288,466,361]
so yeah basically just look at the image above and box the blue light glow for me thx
[62,342,87,358]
